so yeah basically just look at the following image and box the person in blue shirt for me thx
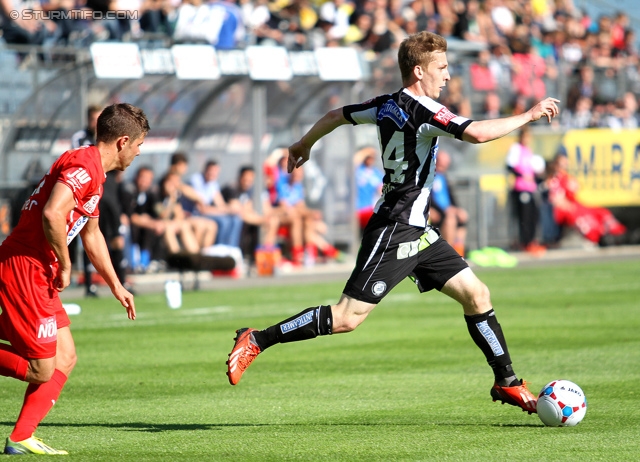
[354,147,384,233]
[275,164,339,265]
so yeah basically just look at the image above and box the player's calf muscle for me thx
[25,359,56,384]
[331,297,376,333]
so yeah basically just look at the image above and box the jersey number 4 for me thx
[381,130,408,184]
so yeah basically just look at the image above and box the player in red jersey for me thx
[0,103,149,455]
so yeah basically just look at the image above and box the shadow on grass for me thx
[0,421,542,432]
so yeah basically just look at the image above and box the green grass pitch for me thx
[1,259,639,460]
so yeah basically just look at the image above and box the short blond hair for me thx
[398,32,448,82]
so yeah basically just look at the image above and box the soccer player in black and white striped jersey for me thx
[227,31,559,414]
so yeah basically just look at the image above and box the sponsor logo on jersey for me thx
[434,107,456,126]
[67,215,89,245]
[371,281,387,297]
[280,311,314,334]
[377,100,409,129]
[36,316,57,343]
[83,195,100,214]
[65,168,92,192]
[476,320,505,356]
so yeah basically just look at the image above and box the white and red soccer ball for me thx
[537,380,587,427]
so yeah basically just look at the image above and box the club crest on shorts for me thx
[371,281,387,297]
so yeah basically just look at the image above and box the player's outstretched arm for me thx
[287,108,350,173]
[81,218,136,320]
[462,97,560,144]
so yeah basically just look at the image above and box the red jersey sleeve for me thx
[56,146,104,219]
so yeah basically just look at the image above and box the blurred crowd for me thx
[89,146,342,286]
[2,0,639,124]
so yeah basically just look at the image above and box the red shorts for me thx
[0,245,70,359]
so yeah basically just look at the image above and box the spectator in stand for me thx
[619,29,638,65]
[353,146,383,233]
[0,0,60,47]
[561,95,595,129]
[275,158,339,265]
[318,0,354,42]
[276,163,339,265]
[610,12,628,52]
[511,42,547,103]
[367,4,400,54]
[156,172,217,255]
[506,127,546,255]
[166,152,205,210]
[566,65,597,112]
[546,152,626,246]
[221,165,280,263]
[538,156,561,248]
[85,0,130,41]
[453,0,490,44]
[71,105,101,150]
[173,0,244,48]
[240,0,282,45]
[429,150,467,257]
[483,91,502,119]
[139,0,173,35]
[264,150,305,264]
[398,0,430,37]
[489,0,516,41]
[469,48,497,92]
[213,0,245,49]
[617,91,639,128]
[558,30,583,65]
[488,43,512,91]
[343,12,372,47]
[259,0,316,50]
[122,166,165,273]
[41,0,92,45]
[439,75,471,118]
[190,160,243,248]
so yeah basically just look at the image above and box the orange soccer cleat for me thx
[491,379,538,414]
[226,328,261,385]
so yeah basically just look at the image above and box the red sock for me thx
[10,369,68,442]
[0,343,28,381]
[292,246,304,265]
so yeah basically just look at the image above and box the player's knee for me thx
[471,282,491,310]
[57,350,77,375]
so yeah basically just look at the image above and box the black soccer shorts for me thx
[343,214,468,304]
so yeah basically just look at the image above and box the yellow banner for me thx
[562,129,640,207]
